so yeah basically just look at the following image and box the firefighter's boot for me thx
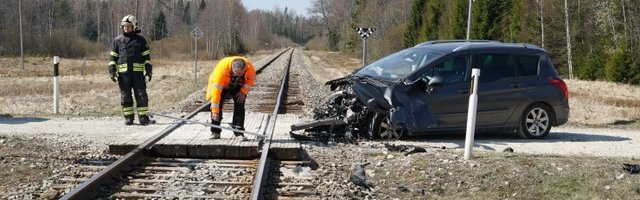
[124,115,134,126]
[139,115,150,125]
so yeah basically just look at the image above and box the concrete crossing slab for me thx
[108,112,305,160]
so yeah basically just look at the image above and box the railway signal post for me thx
[356,27,375,66]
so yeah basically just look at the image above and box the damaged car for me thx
[293,40,569,140]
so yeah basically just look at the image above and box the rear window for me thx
[514,55,539,76]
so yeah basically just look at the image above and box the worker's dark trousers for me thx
[118,72,148,119]
[211,86,245,136]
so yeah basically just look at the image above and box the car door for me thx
[419,54,472,129]
[474,53,527,126]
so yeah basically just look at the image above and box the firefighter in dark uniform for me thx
[109,14,153,125]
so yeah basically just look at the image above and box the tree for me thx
[446,0,467,39]
[182,1,191,25]
[564,0,574,79]
[403,0,426,47]
[151,11,168,41]
[605,49,636,83]
[418,0,443,42]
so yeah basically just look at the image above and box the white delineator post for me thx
[53,56,60,114]
[464,68,480,160]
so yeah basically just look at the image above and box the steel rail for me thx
[256,48,292,74]
[60,48,293,199]
[61,102,210,200]
[251,48,295,200]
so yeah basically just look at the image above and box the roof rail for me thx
[451,42,544,52]
[415,40,499,47]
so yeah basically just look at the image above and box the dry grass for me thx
[372,150,640,199]
[0,56,230,117]
[566,79,640,126]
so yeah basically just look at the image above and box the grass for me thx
[371,150,640,199]
[0,56,222,117]
[565,79,640,126]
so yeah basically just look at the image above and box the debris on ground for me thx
[384,143,426,156]
[622,163,640,174]
[350,163,375,189]
[503,147,514,153]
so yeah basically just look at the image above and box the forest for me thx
[0,0,639,84]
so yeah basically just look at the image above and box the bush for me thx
[604,49,637,84]
[305,36,329,51]
[574,51,605,81]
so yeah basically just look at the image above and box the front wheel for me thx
[517,103,554,139]
[371,113,404,140]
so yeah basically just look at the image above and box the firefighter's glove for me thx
[145,64,153,82]
[109,65,117,82]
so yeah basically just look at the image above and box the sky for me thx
[241,0,313,16]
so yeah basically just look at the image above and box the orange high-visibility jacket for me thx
[206,56,256,113]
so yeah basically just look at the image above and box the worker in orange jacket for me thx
[206,56,256,140]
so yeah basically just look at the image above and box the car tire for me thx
[371,113,404,140]
[517,103,554,139]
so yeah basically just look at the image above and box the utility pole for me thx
[466,0,472,40]
[19,0,24,70]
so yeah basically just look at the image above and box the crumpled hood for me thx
[344,77,437,131]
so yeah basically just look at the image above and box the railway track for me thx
[49,48,321,199]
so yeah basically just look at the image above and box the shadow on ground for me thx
[0,115,49,124]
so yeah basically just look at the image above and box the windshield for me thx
[355,48,443,80]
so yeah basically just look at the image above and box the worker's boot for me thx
[124,115,134,126]
[232,125,247,141]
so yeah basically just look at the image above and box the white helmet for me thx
[121,14,137,30]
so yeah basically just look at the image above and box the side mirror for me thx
[428,76,444,87]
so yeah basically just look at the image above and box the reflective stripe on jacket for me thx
[205,56,256,113]
[109,34,151,73]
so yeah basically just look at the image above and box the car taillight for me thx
[549,78,569,99]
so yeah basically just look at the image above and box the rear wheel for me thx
[371,113,404,140]
[517,103,554,139]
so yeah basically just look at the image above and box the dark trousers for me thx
[211,86,245,135]
[118,72,148,118]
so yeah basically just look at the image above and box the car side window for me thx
[514,55,539,76]
[424,55,470,85]
[476,54,516,82]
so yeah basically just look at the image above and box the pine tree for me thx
[418,0,443,42]
[151,11,168,41]
[442,0,467,39]
[403,0,427,48]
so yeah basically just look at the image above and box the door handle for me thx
[458,89,469,93]
[509,83,521,88]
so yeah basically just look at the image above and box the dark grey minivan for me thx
[314,40,569,139]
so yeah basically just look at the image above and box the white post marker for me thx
[464,68,480,160]
[53,56,60,114]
